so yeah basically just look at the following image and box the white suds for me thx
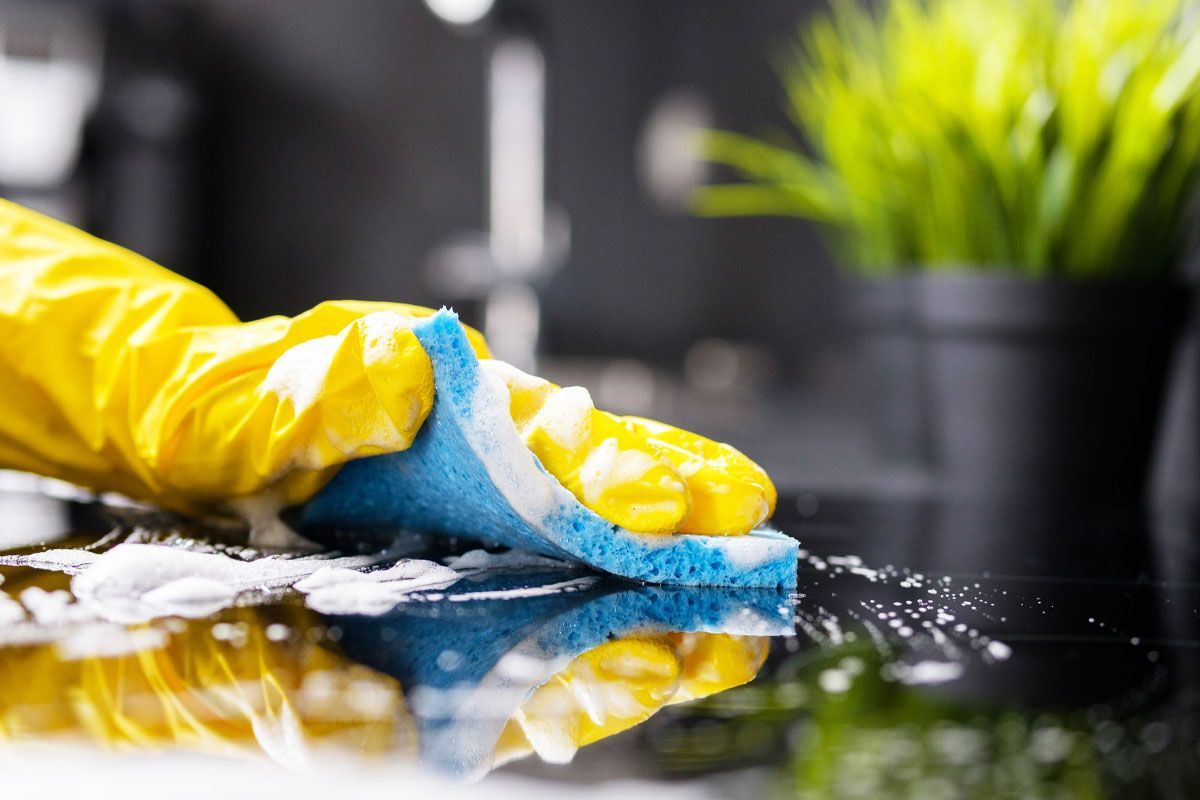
[465,367,562,522]
[986,640,1013,661]
[526,386,593,451]
[703,529,792,569]
[0,532,594,629]
[3,542,402,625]
[229,493,310,548]
[261,334,340,413]
[294,559,461,615]
[445,577,598,602]
[885,660,965,685]
[578,438,670,508]
[138,576,238,619]
[478,358,552,396]
[0,548,99,574]
[444,549,568,571]
[257,312,429,479]
[358,311,420,365]
[494,652,554,681]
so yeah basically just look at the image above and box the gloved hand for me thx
[496,632,768,765]
[0,199,774,535]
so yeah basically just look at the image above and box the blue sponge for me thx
[332,569,795,778]
[302,310,799,589]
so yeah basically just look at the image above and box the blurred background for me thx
[5,0,1200,502]
[0,0,864,494]
[5,5,1200,795]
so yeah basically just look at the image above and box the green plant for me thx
[696,0,1200,279]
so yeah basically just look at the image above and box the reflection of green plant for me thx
[779,653,1104,799]
[697,0,1200,279]
[649,637,1200,799]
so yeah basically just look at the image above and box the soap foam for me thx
[527,385,593,452]
[138,576,238,619]
[294,559,461,615]
[886,659,965,685]
[466,367,563,522]
[0,590,25,625]
[1,534,593,631]
[260,334,339,413]
[445,577,598,602]
[0,548,99,574]
[578,437,678,509]
[258,315,426,479]
[444,549,569,571]
[2,542,413,625]
[358,311,419,366]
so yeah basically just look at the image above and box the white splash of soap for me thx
[986,640,1012,661]
[885,659,965,685]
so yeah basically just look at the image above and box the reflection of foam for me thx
[55,623,168,660]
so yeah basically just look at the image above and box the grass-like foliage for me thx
[696,0,1200,279]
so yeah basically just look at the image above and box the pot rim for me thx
[915,274,1190,334]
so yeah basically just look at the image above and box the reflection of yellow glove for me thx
[0,605,411,759]
[0,199,774,534]
[494,632,768,765]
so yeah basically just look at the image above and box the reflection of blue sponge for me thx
[302,310,798,589]
[332,570,795,778]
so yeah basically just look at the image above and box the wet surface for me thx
[0,483,1198,798]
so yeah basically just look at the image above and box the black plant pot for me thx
[846,276,927,469]
[915,274,1189,501]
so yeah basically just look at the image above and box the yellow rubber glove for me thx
[0,198,775,534]
[482,361,776,534]
[0,198,487,514]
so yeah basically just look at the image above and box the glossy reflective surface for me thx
[0,484,1198,798]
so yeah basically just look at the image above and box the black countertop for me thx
[0,487,1196,798]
